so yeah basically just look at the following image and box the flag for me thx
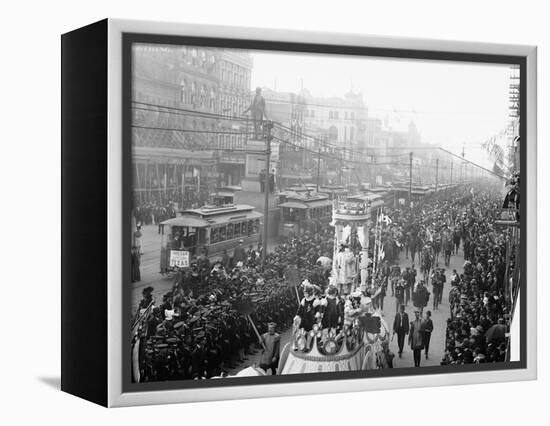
[377,246,385,262]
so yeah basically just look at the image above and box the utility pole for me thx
[409,152,413,208]
[262,120,273,269]
[435,158,439,193]
[450,161,453,186]
[461,145,465,185]
[316,138,322,192]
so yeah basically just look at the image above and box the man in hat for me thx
[392,304,409,358]
[409,310,425,367]
[259,322,280,375]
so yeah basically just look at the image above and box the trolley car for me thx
[159,204,263,271]
[278,193,332,237]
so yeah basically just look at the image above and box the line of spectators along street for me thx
[441,193,513,365]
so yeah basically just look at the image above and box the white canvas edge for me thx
[106,18,537,407]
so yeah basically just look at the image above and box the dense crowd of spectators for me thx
[133,228,335,381]
[133,189,210,226]
[132,184,516,382]
[441,193,513,365]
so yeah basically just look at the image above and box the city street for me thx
[225,246,465,373]
[127,43,519,383]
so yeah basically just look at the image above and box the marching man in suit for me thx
[409,310,425,367]
[393,304,409,358]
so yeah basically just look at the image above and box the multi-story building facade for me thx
[131,44,253,203]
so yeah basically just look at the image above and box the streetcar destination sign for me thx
[169,250,190,268]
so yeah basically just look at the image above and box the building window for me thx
[334,111,339,120]
[329,111,333,120]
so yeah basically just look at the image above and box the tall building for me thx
[131,45,253,203]
[301,90,368,159]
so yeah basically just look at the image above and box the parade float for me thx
[277,198,392,374]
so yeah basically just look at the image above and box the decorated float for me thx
[277,197,392,374]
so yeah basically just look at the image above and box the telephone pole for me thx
[450,161,453,186]
[316,138,322,192]
[409,152,413,208]
[461,145,465,185]
[262,120,273,269]
[435,158,439,193]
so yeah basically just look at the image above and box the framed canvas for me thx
[61,19,537,407]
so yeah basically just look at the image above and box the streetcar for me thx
[159,203,263,271]
[318,184,348,200]
[278,193,332,237]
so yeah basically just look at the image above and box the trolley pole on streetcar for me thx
[409,151,413,208]
[262,120,274,269]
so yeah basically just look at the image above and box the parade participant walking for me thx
[409,310,425,367]
[394,279,405,312]
[393,304,410,358]
[412,280,430,315]
[431,269,441,310]
[423,310,433,359]
[438,268,446,305]
[259,322,280,375]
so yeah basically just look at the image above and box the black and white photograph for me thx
[128,40,523,385]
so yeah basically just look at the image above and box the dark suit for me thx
[393,312,410,355]
[409,318,426,367]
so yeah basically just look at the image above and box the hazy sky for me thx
[249,50,514,167]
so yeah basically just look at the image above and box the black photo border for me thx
[121,32,527,394]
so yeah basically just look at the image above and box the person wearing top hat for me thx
[259,322,280,375]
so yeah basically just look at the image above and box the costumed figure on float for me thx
[277,198,392,374]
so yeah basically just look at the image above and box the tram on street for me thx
[159,203,263,271]
[278,193,333,237]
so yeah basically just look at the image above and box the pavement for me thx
[132,223,464,372]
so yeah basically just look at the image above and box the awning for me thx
[278,201,309,209]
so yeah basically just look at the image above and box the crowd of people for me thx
[132,183,517,381]
[133,228,336,381]
[133,189,210,227]
[441,193,513,365]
